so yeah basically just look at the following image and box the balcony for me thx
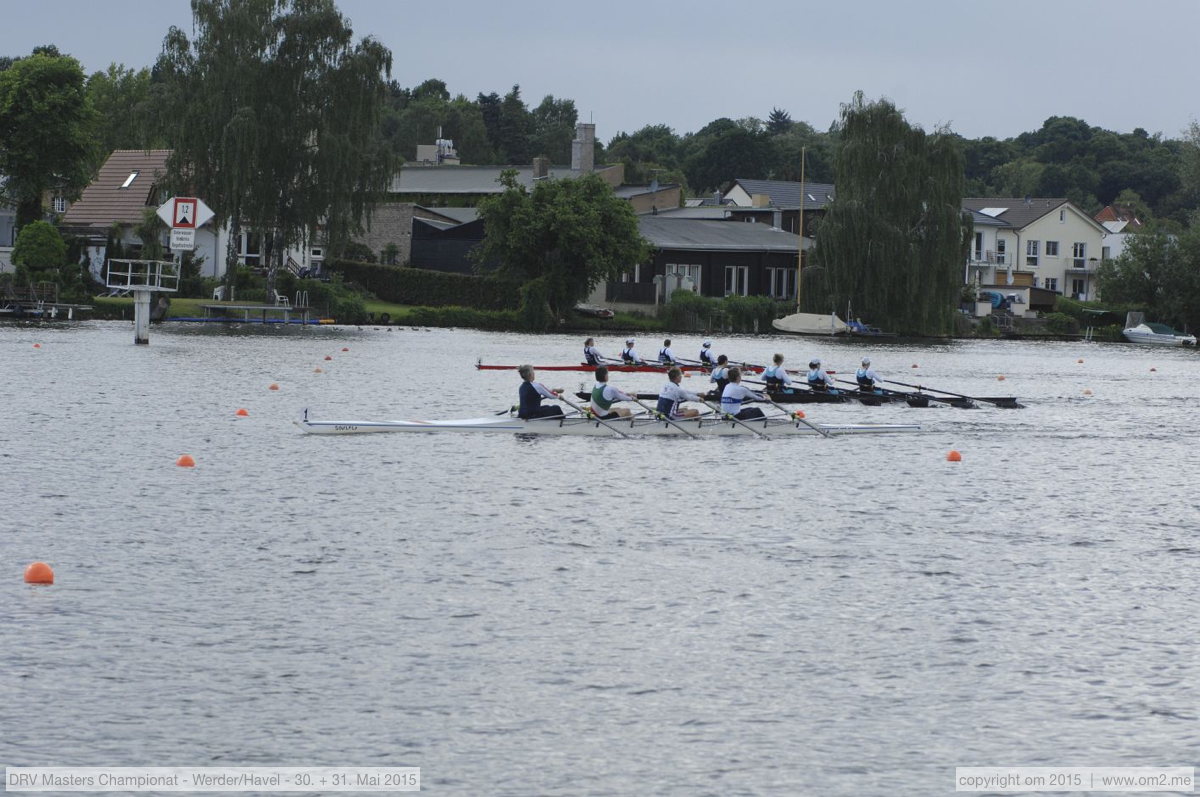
[1065,258,1100,274]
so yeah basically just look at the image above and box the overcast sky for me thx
[3,0,1197,144]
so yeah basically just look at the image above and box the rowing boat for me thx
[295,413,921,437]
[475,361,732,374]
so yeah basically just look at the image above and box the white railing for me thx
[106,259,180,293]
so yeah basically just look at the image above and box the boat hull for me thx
[295,415,921,437]
[1122,327,1196,346]
[771,312,849,335]
[476,362,718,373]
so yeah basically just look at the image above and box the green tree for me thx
[0,51,96,229]
[475,171,650,328]
[685,124,772,193]
[529,94,576,163]
[86,63,159,166]
[808,92,970,336]
[766,107,793,135]
[11,219,76,297]
[155,0,396,291]
[1097,228,1200,330]
[496,85,531,163]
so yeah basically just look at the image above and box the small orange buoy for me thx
[24,562,54,584]
[235,408,249,417]
[946,450,962,462]
[268,383,280,391]
[324,355,332,361]
[341,347,349,352]
[1083,389,1093,396]
[1077,359,1084,364]
[176,454,196,467]
[793,410,806,419]
[997,375,1006,381]
[313,367,323,373]
[33,343,41,348]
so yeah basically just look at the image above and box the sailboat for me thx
[771,147,849,336]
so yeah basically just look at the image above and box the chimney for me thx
[571,122,595,172]
[532,156,549,179]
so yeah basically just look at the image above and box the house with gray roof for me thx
[962,197,1108,300]
[722,177,836,236]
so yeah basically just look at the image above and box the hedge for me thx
[325,259,520,310]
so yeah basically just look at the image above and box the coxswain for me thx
[721,367,767,420]
[855,357,883,393]
[806,358,837,393]
[658,338,678,365]
[656,366,703,419]
[583,337,603,366]
[698,339,717,366]
[761,353,794,393]
[590,365,636,419]
[709,354,731,398]
[621,338,644,364]
[517,365,564,420]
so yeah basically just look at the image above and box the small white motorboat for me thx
[1121,322,1196,347]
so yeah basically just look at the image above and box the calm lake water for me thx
[1,321,1197,795]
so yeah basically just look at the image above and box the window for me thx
[239,231,261,267]
[974,232,983,261]
[1071,278,1085,297]
[52,197,67,214]
[1044,277,1058,291]
[724,265,749,296]
[996,238,1006,264]
[1026,240,1039,267]
[120,171,139,189]
[1072,242,1086,267]
[1045,241,1059,257]
[766,267,796,299]
[1102,246,1111,260]
[666,263,701,293]
[310,246,324,264]
[1059,208,1066,223]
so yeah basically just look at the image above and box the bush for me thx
[661,290,791,333]
[1042,312,1078,335]
[405,305,523,331]
[326,259,520,310]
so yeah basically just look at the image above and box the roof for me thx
[961,197,1071,229]
[60,150,171,230]
[390,164,620,194]
[729,178,836,210]
[613,183,680,199]
[639,217,799,253]
[654,206,733,220]
[1095,204,1145,230]
[419,206,479,224]
[968,209,1007,227]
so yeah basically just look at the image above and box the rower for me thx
[590,365,636,419]
[721,367,766,420]
[621,338,644,364]
[709,354,731,398]
[657,366,703,419]
[699,339,717,367]
[761,353,794,394]
[517,365,565,419]
[583,337,603,366]
[658,338,678,365]
[855,357,883,393]
[806,358,837,393]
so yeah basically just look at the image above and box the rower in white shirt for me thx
[720,367,766,419]
[855,357,883,393]
[806,358,837,393]
[658,338,678,365]
[699,339,717,366]
[583,337,604,366]
[761,353,794,393]
[620,338,645,364]
[589,365,636,418]
[656,367,702,419]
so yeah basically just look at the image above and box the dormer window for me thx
[120,171,139,189]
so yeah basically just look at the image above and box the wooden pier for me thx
[199,302,314,325]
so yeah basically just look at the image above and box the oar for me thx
[833,378,960,408]
[760,396,832,438]
[881,378,1015,408]
[630,397,699,438]
[556,394,630,438]
[700,400,770,439]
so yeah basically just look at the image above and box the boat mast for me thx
[796,146,805,312]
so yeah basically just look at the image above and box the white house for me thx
[962,198,1109,300]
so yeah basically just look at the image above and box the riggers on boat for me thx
[295,411,921,438]
[475,361,760,374]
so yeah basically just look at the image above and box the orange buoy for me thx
[268,383,280,391]
[33,343,41,348]
[176,454,196,467]
[946,450,962,462]
[792,410,806,419]
[1083,388,1093,396]
[324,355,333,361]
[313,367,323,373]
[24,562,54,584]
[341,347,349,352]
[235,408,249,417]
[997,375,1006,381]
[1077,358,1084,363]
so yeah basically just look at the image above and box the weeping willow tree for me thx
[805,93,971,335]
